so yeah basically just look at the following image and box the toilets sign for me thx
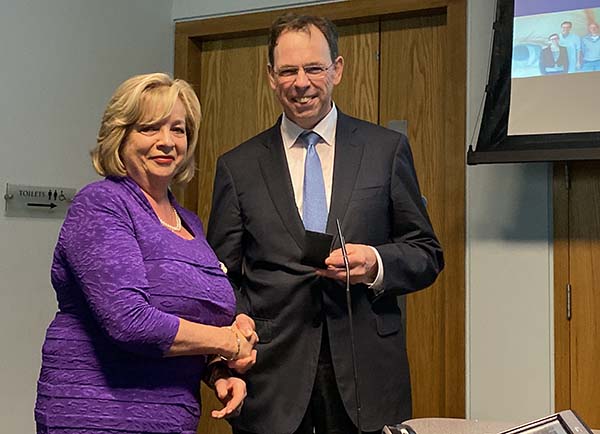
[4,183,77,218]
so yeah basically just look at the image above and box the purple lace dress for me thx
[35,177,236,434]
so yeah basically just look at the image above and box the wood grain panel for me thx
[176,0,447,39]
[442,0,466,416]
[380,11,465,418]
[174,34,203,211]
[553,162,571,412]
[193,23,380,434]
[567,161,600,428]
[334,22,379,123]
[197,384,230,434]
[175,2,467,430]
[195,34,280,224]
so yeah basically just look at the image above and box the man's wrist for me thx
[367,246,385,294]
[203,358,234,389]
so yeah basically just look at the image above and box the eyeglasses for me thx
[272,63,335,81]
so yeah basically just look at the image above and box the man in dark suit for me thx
[207,13,444,434]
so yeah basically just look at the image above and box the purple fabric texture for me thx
[35,177,236,434]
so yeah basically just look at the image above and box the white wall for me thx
[0,1,173,431]
[466,0,553,422]
[172,0,556,423]
[173,0,330,21]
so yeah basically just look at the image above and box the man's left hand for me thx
[316,243,378,285]
[211,376,246,419]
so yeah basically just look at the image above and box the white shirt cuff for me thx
[366,246,384,294]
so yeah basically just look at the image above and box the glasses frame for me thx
[271,62,336,82]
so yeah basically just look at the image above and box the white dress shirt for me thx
[280,104,384,290]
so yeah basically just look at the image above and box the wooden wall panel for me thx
[193,23,381,434]
[334,22,379,124]
[553,162,570,412]
[441,1,466,415]
[173,34,203,210]
[195,35,280,224]
[380,12,465,418]
[566,162,600,428]
[193,22,380,225]
[174,2,466,431]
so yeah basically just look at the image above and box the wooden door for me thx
[380,12,465,417]
[554,162,600,429]
[174,2,465,433]
[185,24,379,226]
[192,22,381,434]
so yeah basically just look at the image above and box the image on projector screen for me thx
[512,1,600,78]
[508,0,600,135]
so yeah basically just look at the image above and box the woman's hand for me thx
[210,377,246,419]
[227,314,258,373]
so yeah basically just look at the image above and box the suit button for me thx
[312,315,322,327]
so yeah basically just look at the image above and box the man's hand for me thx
[211,377,247,419]
[228,314,258,373]
[316,243,378,285]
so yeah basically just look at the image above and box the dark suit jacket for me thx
[207,112,444,434]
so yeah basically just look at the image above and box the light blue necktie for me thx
[300,131,328,233]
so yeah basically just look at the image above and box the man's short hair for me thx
[561,21,573,27]
[268,13,339,66]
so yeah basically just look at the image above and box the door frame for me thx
[174,0,466,417]
[553,163,569,411]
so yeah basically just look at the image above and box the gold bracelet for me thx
[219,328,241,361]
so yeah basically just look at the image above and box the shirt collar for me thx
[281,103,338,149]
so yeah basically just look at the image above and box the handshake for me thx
[220,313,259,373]
[207,313,259,420]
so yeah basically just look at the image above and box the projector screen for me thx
[468,0,600,164]
[510,1,600,135]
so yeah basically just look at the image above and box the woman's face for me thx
[121,98,188,190]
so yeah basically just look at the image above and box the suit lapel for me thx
[258,120,306,250]
[327,112,364,236]
[258,112,364,247]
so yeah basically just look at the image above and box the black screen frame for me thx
[467,0,600,165]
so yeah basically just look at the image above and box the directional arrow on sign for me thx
[27,202,57,209]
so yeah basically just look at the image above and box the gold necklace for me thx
[158,206,182,232]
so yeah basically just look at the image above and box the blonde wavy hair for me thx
[91,73,201,185]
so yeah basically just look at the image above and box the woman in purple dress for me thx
[35,73,258,434]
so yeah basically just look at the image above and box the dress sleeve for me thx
[57,184,179,357]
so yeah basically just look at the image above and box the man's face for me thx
[268,25,344,129]
[590,23,599,35]
[561,23,572,36]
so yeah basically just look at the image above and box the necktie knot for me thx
[299,131,321,149]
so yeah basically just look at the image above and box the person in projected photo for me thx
[34,73,259,434]
[581,22,600,72]
[540,33,569,75]
[559,21,581,72]
[207,12,444,434]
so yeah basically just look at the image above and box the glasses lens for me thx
[275,64,332,81]
[304,66,327,76]
[277,68,298,78]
